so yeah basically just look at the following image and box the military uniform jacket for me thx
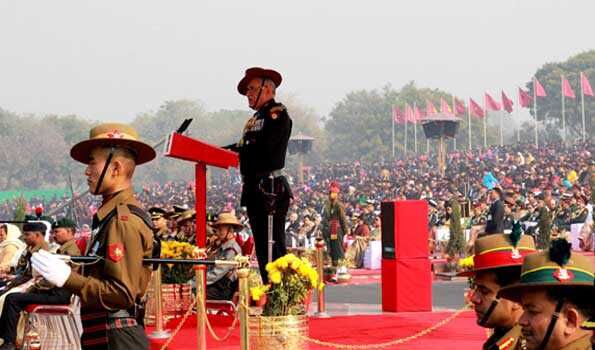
[485,199,505,234]
[63,188,154,312]
[558,333,592,350]
[321,200,349,239]
[483,324,523,350]
[225,99,293,206]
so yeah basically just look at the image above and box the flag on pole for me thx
[414,105,424,122]
[392,106,404,124]
[518,88,532,107]
[581,72,594,96]
[454,98,466,115]
[485,92,501,111]
[534,77,547,97]
[470,98,485,118]
[501,91,514,113]
[426,100,437,115]
[405,104,416,123]
[440,98,453,114]
[561,76,576,99]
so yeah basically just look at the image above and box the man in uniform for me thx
[0,218,80,350]
[460,227,536,350]
[321,182,350,276]
[498,239,594,350]
[206,212,242,301]
[224,67,292,283]
[485,187,505,235]
[149,207,174,241]
[31,123,156,349]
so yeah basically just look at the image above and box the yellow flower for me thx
[270,271,282,284]
[276,257,289,270]
[266,262,277,273]
[290,259,302,271]
[250,285,269,301]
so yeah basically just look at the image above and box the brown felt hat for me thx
[211,212,243,230]
[70,123,155,165]
[237,67,282,95]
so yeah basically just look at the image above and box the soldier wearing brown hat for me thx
[498,239,594,350]
[224,67,292,284]
[460,224,537,350]
[31,123,156,349]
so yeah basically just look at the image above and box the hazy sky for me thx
[0,0,592,122]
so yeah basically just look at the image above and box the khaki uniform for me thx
[63,188,153,350]
[558,333,592,350]
[484,324,523,350]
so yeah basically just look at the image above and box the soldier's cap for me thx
[51,218,76,230]
[498,239,594,302]
[458,233,536,277]
[168,204,189,219]
[237,67,282,95]
[176,209,196,224]
[580,278,595,330]
[148,207,168,220]
[22,221,49,233]
[70,123,156,165]
[211,212,243,230]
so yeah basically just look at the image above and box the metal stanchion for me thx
[314,238,329,318]
[237,262,250,350]
[195,265,207,350]
[149,266,171,339]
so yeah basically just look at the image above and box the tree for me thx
[526,50,595,141]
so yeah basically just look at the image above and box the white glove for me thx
[31,250,72,287]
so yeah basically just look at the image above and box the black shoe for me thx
[0,343,16,350]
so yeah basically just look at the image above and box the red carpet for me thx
[147,310,486,349]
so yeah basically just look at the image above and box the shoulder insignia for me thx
[498,337,515,350]
[108,243,125,263]
[269,105,286,120]
[116,203,131,222]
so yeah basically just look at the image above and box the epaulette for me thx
[269,104,286,120]
[115,203,155,231]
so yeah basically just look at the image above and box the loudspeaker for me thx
[382,258,432,312]
[421,121,459,139]
[381,200,429,259]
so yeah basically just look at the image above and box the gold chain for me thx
[196,292,241,342]
[251,306,469,349]
[159,298,199,350]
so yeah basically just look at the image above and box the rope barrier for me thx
[159,298,199,350]
[250,305,470,349]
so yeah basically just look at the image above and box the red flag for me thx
[392,106,403,124]
[561,76,575,99]
[469,98,484,118]
[581,72,594,96]
[534,77,547,97]
[454,98,466,115]
[414,105,424,122]
[440,98,453,114]
[405,104,415,123]
[518,88,531,107]
[426,100,437,115]
[501,91,514,113]
[484,92,501,111]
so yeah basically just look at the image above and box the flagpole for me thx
[580,72,586,142]
[483,95,487,148]
[392,106,395,158]
[533,77,539,148]
[452,95,457,151]
[516,89,520,144]
[561,75,566,143]
[499,93,503,146]
[468,98,472,150]
[413,102,418,154]
[404,109,408,156]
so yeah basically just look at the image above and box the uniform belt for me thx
[108,309,134,318]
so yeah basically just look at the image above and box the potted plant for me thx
[249,253,321,350]
[157,241,197,318]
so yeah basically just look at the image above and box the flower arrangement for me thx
[458,255,474,271]
[160,241,197,284]
[250,253,322,316]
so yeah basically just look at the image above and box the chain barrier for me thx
[159,298,199,350]
[250,305,470,350]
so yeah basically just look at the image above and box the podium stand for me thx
[380,200,431,312]
[164,132,239,247]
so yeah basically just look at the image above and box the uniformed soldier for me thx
[224,67,292,284]
[175,209,196,244]
[459,225,536,350]
[485,187,505,235]
[31,123,156,349]
[536,197,554,250]
[0,218,81,350]
[149,207,174,241]
[206,212,242,301]
[498,239,594,350]
[321,182,350,273]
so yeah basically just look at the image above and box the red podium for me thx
[380,200,431,312]
[164,132,239,247]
